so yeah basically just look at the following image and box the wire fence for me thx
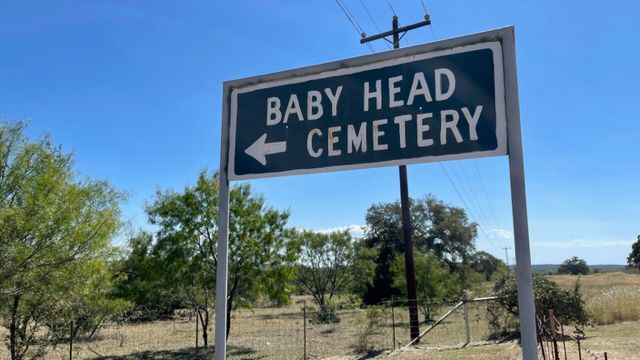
[536,309,610,360]
[0,297,502,359]
[229,297,498,359]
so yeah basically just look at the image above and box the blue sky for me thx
[1,1,638,264]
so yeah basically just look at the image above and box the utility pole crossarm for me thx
[360,16,431,44]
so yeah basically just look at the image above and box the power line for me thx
[450,163,502,248]
[335,0,375,53]
[358,0,392,49]
[418,0,428,14]
[454,162,506,249]
[336,0,365,34]
[417,0,437,40]
[440,163,501,253]
[385,0,397,16]
[457,162,499,233]
[442,163,500,253]
[359,0,381,33]
[450,163,480,215]
[450,163,489,229]
[472,160,502,236]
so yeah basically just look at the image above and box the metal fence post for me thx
[548,309,559,360]
[303,300,307,360]
[560,324,567,360]
[69,321,73,360]
[391,296,396,349]
[195,306,199,354]
[577,338,582,360]
[463,294,471,344]
[538,332,546,360]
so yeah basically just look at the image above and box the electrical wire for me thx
[335,0,375,53]
[417,0,437,40]
[359,0,392,49]
[453,162,505,248]
[386,0,397,16]
[419,0,428,14]
[440,164,502,253]
[472,160,503,240]
[457,162,499,231]
[359,0,381,33]
[337,0,365,34]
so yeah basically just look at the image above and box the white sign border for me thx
[227,41,506,181]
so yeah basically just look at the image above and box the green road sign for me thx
[225,41,506,181]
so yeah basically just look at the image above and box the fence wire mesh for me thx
[0,298,501,359]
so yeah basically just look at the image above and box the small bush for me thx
[353,306,385,353]
[488,273,590,337]
[336,294,363,310]
[310,304,340,324]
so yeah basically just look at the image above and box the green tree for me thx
[417,196,477,265]
[0,121,123,360]
[145,170,296,342]
[114,232,180,319]
[294,230,375,322]
[470,251,507,281]
[557,256,590,275]
[46,259,131,353]
[362,195,477,304]
[392,251,458,322]
[362,201,405,304]
[627,235,640,270]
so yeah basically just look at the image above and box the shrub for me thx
[353,306,385,353]
[488,273,590,337]
[310,303,340,324]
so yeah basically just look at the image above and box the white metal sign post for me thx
[216,26,536,359]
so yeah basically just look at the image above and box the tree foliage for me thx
[362,195,477,304]
[489,273,590,337]
[294,230,375,322]
[392,251,458,322]
[141,170,296,343]
[470,251,507,281]
[557,256,590,275]
[114,232,179,319]
[0,121,124,359]
[46,259,131,346]
[627,235,640,270]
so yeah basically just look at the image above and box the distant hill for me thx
[509,264,627,273]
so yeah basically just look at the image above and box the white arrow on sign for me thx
[244,133,287,166]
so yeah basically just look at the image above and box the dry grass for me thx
[388,321,640,360]
[0,298,494,359]
[2,273,640,359]
[548,272,640,324]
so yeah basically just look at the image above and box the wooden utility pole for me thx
[503,246,511,272]
[360,14,431,344]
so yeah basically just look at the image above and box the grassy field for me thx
[388,319,640,359]
[1,272,639,359]
[548,271,640,324]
